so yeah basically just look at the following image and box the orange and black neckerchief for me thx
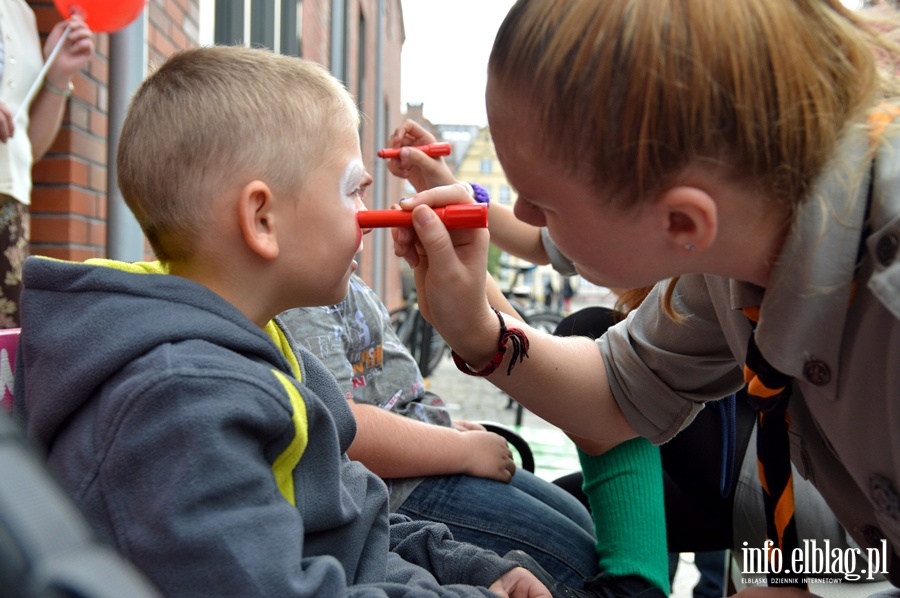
[742,308,805,588]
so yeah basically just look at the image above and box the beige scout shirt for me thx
[599,122,900,581]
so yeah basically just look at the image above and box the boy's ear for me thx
[237,180,279,260]
[657,186,718,253]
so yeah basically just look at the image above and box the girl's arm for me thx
[488,202,551,266]
[29,18,93,160]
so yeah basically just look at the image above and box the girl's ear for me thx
[237,180,279,260]
[657,186,718,254]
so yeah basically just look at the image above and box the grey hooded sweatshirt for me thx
[13,257,513,597]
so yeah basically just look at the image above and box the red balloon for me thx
[53,0,146,34]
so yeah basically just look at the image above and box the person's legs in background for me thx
[0,195,29,329]
[669,551,727,598]
[692,551,727,598]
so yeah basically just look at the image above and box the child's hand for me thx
[384,120,456,192]
[458,428,515,482]
[488,568,552,598]
[453,420,487,432]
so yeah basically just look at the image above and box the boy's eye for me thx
[352,180,372,199]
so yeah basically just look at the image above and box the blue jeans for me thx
[397,469,598,587]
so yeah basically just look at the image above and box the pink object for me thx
[0,328,20,413]
[357,204,488,229]
[53,0,147,33]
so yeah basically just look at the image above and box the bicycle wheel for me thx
[410,311,448,378]
[390,305,447,377]
[389,305,409,332]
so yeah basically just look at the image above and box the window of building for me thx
[213,0,301,55]
[480,158,492,174]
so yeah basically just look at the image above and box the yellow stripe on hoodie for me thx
[264,321,308,505]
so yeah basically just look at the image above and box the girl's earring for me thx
[684,243,695,252]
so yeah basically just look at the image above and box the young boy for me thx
[12,46,549,597]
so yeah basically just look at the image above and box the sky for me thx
[399,0,516,126]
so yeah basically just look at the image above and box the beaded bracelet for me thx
[451,307,529,377]
[469,183,490,205]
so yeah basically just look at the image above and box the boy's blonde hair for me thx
[489,0,896,212]
[117,46,360,263]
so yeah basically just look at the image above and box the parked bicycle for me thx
[389,287,447,378]
[499,262,565,334]
[498,262,566,424]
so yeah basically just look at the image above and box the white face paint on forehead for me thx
[339,159,366,206]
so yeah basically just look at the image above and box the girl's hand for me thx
[384,120,456,192]
[44,16,94,90]
[391,184,496,354]
[386,119,436,149]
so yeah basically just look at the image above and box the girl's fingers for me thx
[399,182,474,210]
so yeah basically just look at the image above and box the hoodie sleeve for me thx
[388,514,516,588]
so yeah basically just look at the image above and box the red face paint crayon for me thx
[357,203,488,229]
[377,142,452,159]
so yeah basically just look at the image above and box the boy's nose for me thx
[356,205,374,235]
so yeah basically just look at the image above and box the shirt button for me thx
[803,360,831,386]
[877,233,899,266]
[871,475,900,519]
